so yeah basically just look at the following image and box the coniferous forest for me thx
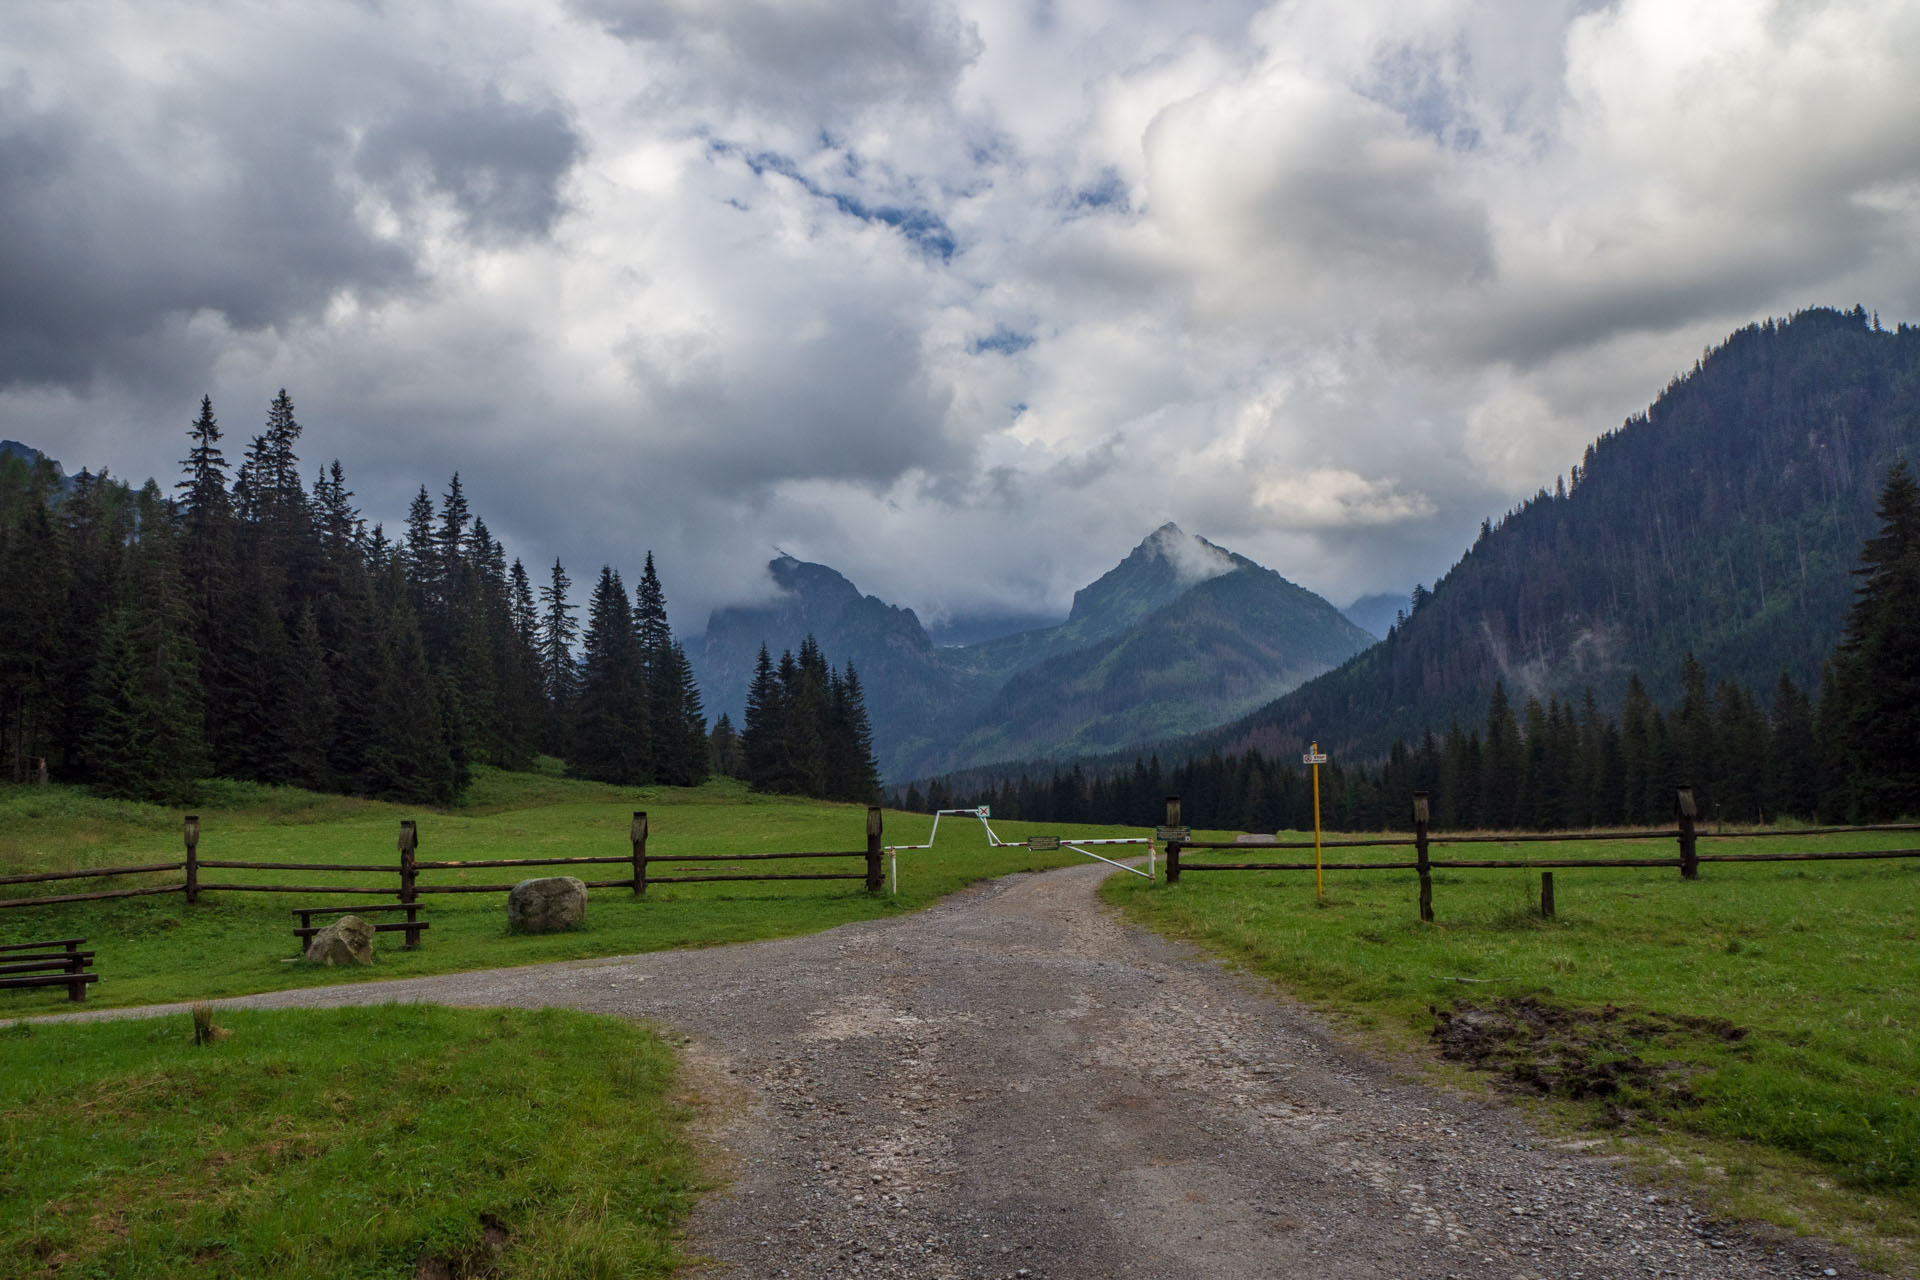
[0,393,877,805]
[901,462,1920,832]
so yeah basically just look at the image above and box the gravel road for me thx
[34,863,1862,1279]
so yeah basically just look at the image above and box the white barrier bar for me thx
[1065,843,1151,878]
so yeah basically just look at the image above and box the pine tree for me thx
[1769,672,1819,820]
[573,566,649,783]
[1480,682,1522,830]
[709,712,745,779]
[1620,675,1654,824]
[824,661,880,802]
[742,644,782,791]
[1832,461,1920,818]
[538,558,579,754]
[275,605,337,789]
[362,561,458,804]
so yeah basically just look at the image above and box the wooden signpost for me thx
[1303,743,1328,898]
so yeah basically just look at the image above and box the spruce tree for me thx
[741,644,781,791]
[573,566,649,783]
[1833,461,1920,818]
[1480,682,1522,830]
[176,397,237,750]
[538,558,579,754]
[709,712,745,779]
[362,561,458,804]
[831,661,881,802]
[275,605,337,789]
[1769,672,1819,820]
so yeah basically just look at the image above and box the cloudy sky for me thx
[5,0,1919,633]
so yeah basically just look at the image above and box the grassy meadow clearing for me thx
[1104,827,1920,1272]
[0,764,1127,1013]
[0,1004,698,1279]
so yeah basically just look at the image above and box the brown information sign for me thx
[1155,826,1191,843]
[1026,836,1061,852]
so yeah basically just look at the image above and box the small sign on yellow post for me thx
[1303,742,1328,898]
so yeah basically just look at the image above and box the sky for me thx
[5,0,1919,635]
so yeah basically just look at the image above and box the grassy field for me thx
[0,1004,698,1279]
[0,766,1133,1013]
[1103,826,1920,1273]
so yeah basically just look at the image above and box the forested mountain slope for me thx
[1204,306,1920,763]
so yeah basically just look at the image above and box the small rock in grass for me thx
[304,916,374,965]
[507,876,587,933]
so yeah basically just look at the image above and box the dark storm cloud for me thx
[573,0,981,120]
[0,40,583,392]
[0,77,414,388]
[356,90,584,241]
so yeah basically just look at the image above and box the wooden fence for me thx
[0,808,887,910]
[1158,790,1920,921]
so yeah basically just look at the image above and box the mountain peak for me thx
[1133,522,1238,587]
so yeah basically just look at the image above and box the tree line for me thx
[705,637,881,804]
[901,462,1920,832]
[0,393,711,802]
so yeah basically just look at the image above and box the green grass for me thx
[0,769,1130,1012]
[0,1004,698,1279]
[1104,826,1920,1272]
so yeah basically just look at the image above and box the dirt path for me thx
[38,864,1857,1279]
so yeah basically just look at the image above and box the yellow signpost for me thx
[1303,741,1328,898]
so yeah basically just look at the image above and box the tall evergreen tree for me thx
[1769,672,1819,821]
[1480,682,1522,830]
[572,566,649,783]
[1832,461,1920,818]
[538,557,579,753]
[742,644,782,791]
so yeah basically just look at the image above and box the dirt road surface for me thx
[37,864,1859,1279]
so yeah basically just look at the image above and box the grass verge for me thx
[0,771,1128,1012]
[0,1004,698,1279]
[1103,828,1920,1275]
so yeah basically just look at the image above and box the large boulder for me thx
[507,876,587,933]
[304,915,375,965]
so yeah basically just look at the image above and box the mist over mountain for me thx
[0,441,74,495]
[909,556,1371,776]
[692,523,1370,781]
[1341,592,1405,641]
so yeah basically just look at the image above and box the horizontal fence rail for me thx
[1,807,893,914]
[1158,789,1920,923]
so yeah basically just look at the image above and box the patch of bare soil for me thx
[1432,995,1747,1116]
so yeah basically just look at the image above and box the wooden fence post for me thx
[1540,871,1555,918]
[1412,791,1432,923]
[632,811,648,896]
[866,807,883,893]
[183,815,200,904]
[1675,787,1698,880]
[1164,796,1183,884]
[398,820,418,905]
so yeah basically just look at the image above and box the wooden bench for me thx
[0,937,98,1002]
[293,904,428,954]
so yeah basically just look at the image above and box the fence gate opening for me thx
[884,807,1155,892]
